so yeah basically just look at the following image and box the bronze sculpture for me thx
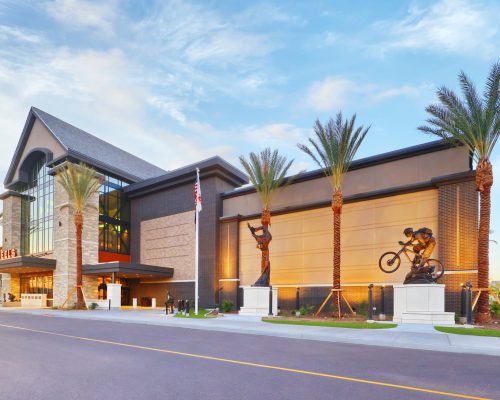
[402,227,437,284]
[379,227,444,283]
[247,222,272,286]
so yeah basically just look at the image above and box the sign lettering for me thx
[0,248,17,260]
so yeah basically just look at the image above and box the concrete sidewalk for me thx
[1,307,499,357]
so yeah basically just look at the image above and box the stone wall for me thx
[1,194,22,300]
[53,178,99,306]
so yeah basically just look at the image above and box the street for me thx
[0,313,498,400]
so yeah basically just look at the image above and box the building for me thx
[0,108,478,313]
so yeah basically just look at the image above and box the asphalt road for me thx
[0,313,498,400]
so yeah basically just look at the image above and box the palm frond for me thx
[419,62,500,163]
[57,162,102,213]
[298,112,370,189]
[239,148,295,209]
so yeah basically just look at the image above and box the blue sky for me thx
[0,0,499,278]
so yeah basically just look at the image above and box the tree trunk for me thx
[475,160,493,324]
[260,208,271,275]
[332,189,343,318]
[75,211,84,309]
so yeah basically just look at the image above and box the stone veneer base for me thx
[393,284,455,325]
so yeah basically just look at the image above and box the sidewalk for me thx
[1,307,499,357]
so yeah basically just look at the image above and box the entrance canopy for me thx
[83,262,174,279]
[0,256,56,274]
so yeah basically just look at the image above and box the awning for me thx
[83,262,174,279]
[0,256,56,274]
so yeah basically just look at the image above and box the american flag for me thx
[194,168,202,213]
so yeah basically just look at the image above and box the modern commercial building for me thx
[0,108,478,313]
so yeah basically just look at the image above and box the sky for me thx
[0,0,499,278]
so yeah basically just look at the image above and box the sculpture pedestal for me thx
[393,284,455,325]
[106,283,122,309]
[239,286,278,316]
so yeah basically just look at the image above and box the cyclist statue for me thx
[402,227,437,284]
[247,222,272,286]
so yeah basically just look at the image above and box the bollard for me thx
[379,286,386,321]
[465,282,473,325]
[368,284,374,321]
[218,287,223,310]
[109,299,111,311]
[185,300,190,315]
[269,286,273,316]
[295,287,300,311]
[460,284,466,323]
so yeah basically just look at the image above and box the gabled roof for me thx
[4,107,167,187]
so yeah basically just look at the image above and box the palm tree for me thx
[57,162,102,309]
[239,148,294,280]
[298,113,370,317]
[419,62,500,323]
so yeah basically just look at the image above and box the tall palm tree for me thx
[239,148,294,280]
[419,62,500,324]
[298,113,370,317]
[57,162,102,309]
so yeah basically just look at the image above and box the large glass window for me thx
[99,175,130,255]
[20,155,54,255]
[20,272,53,297]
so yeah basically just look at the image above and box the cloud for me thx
[134,0,275,67]
[306,77,357,111]
[244,123,309,145]
[45,0,117,34]
[372,0,499,57]
[0,25,40,43]
[305,76,432,111]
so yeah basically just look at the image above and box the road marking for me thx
[0,323,490,400]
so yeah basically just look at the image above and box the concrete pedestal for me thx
[393,284,455,325]
[107,283,122,309]
[239,286,278,316]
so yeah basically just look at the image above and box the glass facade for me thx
[20,272,53,297]
[20,155,54,255]
[99,175,130,255]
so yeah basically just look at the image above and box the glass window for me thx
[19,155,54,255]
[98,175,130,255]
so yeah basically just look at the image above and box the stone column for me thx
[1,192,22,300]
[53,179,99,306]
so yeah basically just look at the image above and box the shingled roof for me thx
[4,107,166,186]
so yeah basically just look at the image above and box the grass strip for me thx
[174,308,209,319]
[263,319,397,329]
[435,326,500,337]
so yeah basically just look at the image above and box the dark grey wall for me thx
[130,175,236,307]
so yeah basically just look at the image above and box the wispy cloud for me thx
[45,0,118,34]
[0,25,40,43]
[372,0,499,57]
[305,76,434,111]
[306,77,357,111]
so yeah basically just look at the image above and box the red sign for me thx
[0,248,17,260]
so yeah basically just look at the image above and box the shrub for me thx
[90,303,98,310]
[490,301,500,316]
[299,307,307,316]
[357,301,368,316]
[221,300,234,313]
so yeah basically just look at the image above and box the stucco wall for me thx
[11,119,66,182]
[223,146,469,217]
[239,190,439,287]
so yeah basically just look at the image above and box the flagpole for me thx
[195,168,200,315]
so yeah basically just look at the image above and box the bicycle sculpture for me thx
[379,227,444,284]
